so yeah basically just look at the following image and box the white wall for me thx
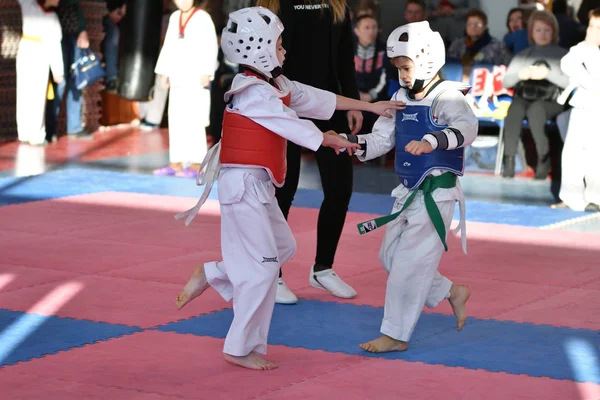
[479,0,519,38]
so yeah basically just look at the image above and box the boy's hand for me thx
[369,101,406,118]
[405,140,433,156]
[322,130,361,155]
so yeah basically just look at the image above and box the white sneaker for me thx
[275,278,298,304]
[309,266,357,299]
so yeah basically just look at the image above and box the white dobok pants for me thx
[204,167,296,356]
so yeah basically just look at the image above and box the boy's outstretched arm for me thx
[230,82,360,155]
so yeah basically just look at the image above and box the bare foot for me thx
[175,265,209,310]
[448,284,471,331]
[223,352,278,370]
[359,335,408,353]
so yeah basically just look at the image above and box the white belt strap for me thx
[452,195,467,254]
[174,142,222,226]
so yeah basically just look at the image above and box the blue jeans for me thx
[103,16,120,82]
[53,34,84,135]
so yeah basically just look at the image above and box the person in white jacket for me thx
[558,8,600,212]
[172,7,404,370]
[343,21,476,353]
[16,0,63,146]
[153,0,219,178]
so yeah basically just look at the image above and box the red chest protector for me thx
[219,72,292,187]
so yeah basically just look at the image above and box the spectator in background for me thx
[152,0,218,178]
[556,7,600,212]
[425,0,481,46]
[17,0,63,146]
[578,0,600,26]
[354,14,389,133]
[501,10,569,179]
[103,0,126,93]
[50,0,95,140]
[447,8,508,80]
[405,0,428,23]
[552,0,585,48]
[504,7,531,55]
[138,1,173,131]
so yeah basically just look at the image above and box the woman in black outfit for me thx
[256,0,361,304]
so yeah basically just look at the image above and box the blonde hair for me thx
[527,10,559,44]
[256,0,348,24]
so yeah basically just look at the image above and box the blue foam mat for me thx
[0,167,588,227]
[158,300,600,382]
[1,300,598,382]
[0,309,141,367]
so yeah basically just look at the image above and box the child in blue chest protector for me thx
[343,21,478,352]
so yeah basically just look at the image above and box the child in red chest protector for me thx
[172,6,405,371]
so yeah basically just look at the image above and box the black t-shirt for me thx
[283,0,334,92]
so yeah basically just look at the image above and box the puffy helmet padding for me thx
[221,7,284,78]
[386,21,445,89]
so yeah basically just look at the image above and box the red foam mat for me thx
[0,274,229,328]
[1,330,594,400]
[1,192,598,330]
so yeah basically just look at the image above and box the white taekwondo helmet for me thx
[386,21,445,91]
[221,6,284,78]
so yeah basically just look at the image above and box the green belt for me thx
[357,172,457,251]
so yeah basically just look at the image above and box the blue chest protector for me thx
[394,89,464,190]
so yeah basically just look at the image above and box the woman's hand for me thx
[529,65,549,80]
[369,100,406,118]
[518,67,532,80]
[77,30,89,49]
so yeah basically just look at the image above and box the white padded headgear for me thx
[386,21,445,89]
[221,6,284,78]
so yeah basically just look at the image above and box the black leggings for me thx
[276,111,354,276]
[503,95,564,161]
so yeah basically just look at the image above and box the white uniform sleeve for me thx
[231,84,324,151]
[422,90,478,150]
[154,13,177,76]
[196,11,219,78]
[561,43,600,92]
[356,113,396,162]
[284,77,337,120]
